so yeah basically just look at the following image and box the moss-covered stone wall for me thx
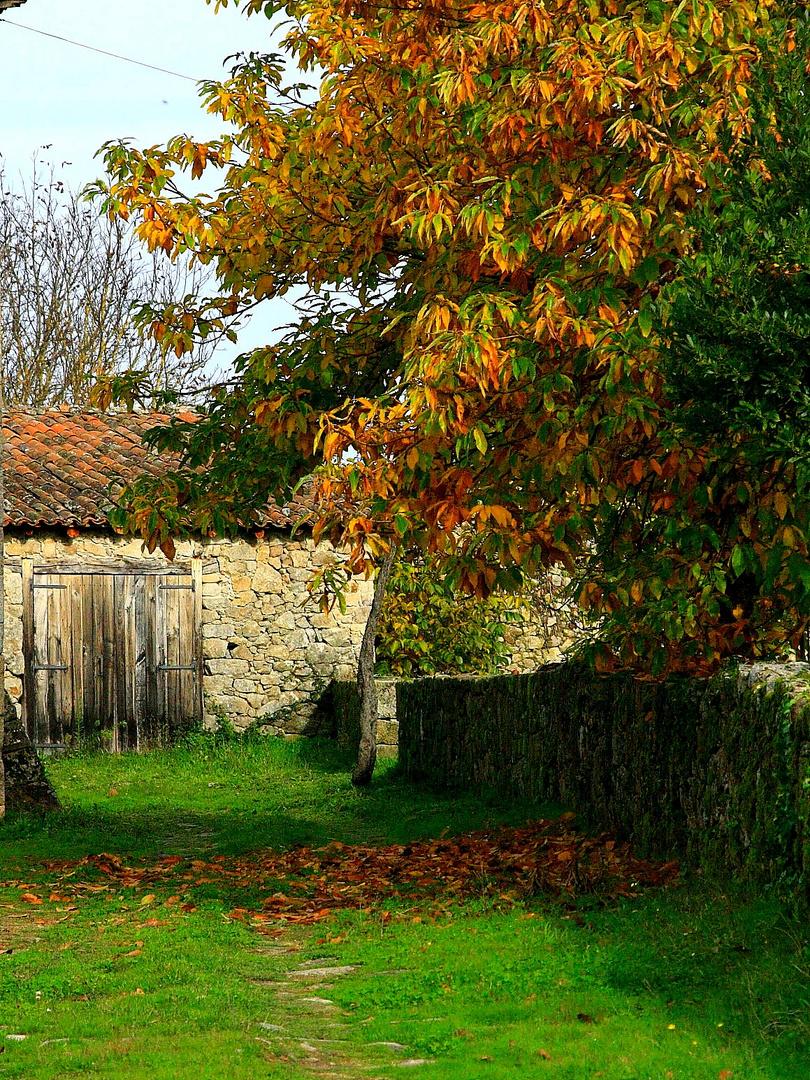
[398,661,810,898]
[330,677,398,757]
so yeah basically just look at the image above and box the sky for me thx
[0,0,299,362]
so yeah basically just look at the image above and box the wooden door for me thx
[22,559,203,752]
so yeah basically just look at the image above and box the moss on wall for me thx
[331,680,361,750]
[397,662,810,902]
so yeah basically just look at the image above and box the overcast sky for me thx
[0,0,299,360]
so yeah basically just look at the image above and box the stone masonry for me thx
[498,568,584,672]
[374,677,399,758]
[3,528,374,737]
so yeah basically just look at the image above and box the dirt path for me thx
[247,942,434,1079]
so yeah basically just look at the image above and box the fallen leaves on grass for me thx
[41,817,678,926]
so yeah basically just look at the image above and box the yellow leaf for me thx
[254,274,275,299]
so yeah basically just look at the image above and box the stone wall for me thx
[374,677,399,757]
[3,528,374,737]
[397,661,810,903]
[497,569,584,672]
[330,676,399,758]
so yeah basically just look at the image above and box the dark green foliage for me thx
[398,662,810,905]
[579,14,810,671]
[664,11,810,463]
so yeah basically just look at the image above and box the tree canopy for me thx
[95,0,795,675]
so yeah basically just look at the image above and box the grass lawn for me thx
[1,734,809,1079]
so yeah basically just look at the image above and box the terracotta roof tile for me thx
[2,409,314,532]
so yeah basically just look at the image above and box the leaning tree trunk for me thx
[352,546,396,787]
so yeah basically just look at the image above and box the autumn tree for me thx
[94,0,787,696]
[0,160,217,408]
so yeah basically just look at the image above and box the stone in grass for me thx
[366,1042,408,1052]
[3,692,61,812]
[393,1060,436,1068]
[288,965,359,978]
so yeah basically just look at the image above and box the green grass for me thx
[1,734,809,1079]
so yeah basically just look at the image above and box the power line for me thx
[0,18,201,83]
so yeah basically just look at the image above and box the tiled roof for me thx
[2,408,314,532]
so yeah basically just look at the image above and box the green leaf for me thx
[637,308,653,339]
[731,545,746,577]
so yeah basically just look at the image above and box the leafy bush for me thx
[375,558,525,677]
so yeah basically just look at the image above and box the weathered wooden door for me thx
[22,559,203,752]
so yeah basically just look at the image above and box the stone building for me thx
[2,409,373,750]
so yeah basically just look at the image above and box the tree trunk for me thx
[352,546,396,787]
[2,691,61,811]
